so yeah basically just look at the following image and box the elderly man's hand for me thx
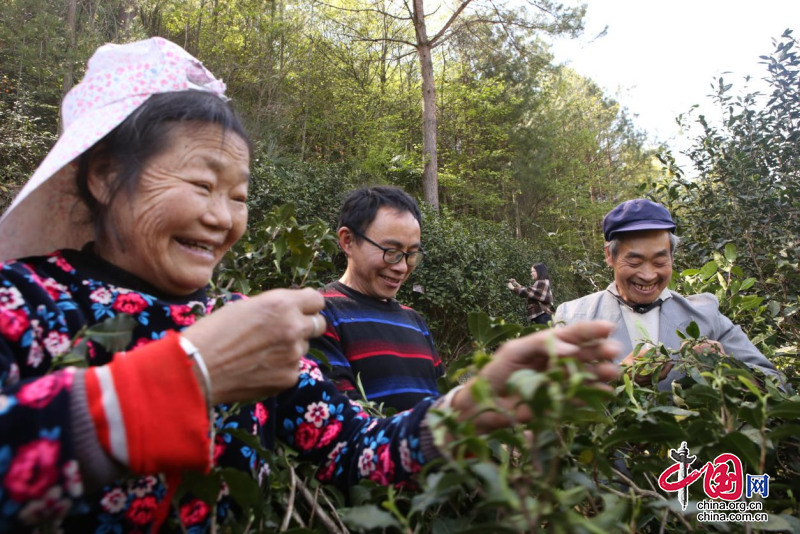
[682,339,725,356]
[621,347,674,386]
[182,288,326,405]
[450,321,620,434]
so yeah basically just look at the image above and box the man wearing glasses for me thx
[309,186,443,411]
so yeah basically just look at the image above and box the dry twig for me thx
[280,465,298,531]
[297,477,348,534]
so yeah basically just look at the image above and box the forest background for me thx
[1,0,799,532]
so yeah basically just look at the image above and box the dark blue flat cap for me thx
[603,199,676,241]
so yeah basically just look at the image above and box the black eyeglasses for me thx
[351,229,425,267]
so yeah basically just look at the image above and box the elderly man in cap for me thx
[555,199,778,390]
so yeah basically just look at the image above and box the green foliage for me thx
[395,204,574,362]
[52,262,799,533]
[339,304,798,533]
[246,158,358,229]
[214,202,340,294]
[0,88,57,211]
[5,4,799,531]
[0,0,649,247]
[50,313,138,370]
[514,68,657,256]
[672,245,798,381]
[650,29,800,380]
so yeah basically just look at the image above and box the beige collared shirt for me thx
[609,283,672,349]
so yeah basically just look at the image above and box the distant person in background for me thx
[507,263,555,325]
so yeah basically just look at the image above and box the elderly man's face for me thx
[605,230,673,305]
[98,122,250,295]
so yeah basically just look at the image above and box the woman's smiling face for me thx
[94,122,250,295]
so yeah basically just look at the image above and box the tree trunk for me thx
[60,0,78,134]
[212,0,218,35]
[118,0,136,38]
[412,0,439,212]
[195,0,207,55]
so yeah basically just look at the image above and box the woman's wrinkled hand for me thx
[182,288,325,405]
[451,321,621,434]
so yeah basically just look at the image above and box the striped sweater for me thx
[311,281,443,411]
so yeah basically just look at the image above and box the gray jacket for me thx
[554,284,779,390]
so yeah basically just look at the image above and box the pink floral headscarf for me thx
[0,37,227,262]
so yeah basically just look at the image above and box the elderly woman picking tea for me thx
[0,38,619,532]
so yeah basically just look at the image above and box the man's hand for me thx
[682,339,725,356]
[621,346,674,386]
[450,321,621,434]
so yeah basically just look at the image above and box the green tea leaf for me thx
[685,321,700,339]
[700,261,718,280]
[340,505,400,530]
[603,422,687,448]
[84,313,138,353]
[768,423,800,441]
[221,467,262,510]
[719,431,760,471]
[767,400,800,420]
[723,243,738,263]
[467,312,491,345]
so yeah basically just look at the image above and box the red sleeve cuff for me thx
[85,332,211,475]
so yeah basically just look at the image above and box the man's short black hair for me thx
[338,186,422,239]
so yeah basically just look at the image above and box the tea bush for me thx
[649,29,800,379]
[202,232,798,533]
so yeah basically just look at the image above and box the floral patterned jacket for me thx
[0,248,437,532]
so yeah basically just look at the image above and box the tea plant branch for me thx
[176,511,189,534]
[280,464,298,531]
[383,485,414,534]
[242,515,254,534]
[597,482,694,531]
[298,251,319,288]
[658,508,669,534]
[527,433,565,529]
[516,482,539,533]
[586,491,600,516]
[305,479,318,530]
[319,487,349,533]
[291,509,306,528]
[643,472,660,495]
[224,277,236,291]
[296,477,347,534]
[610,468,665,501]
[604,468,695,531]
